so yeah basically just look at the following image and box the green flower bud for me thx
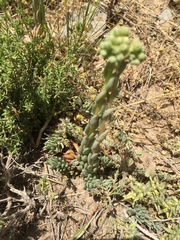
[100,49,107,57]
[129,38,144,54]
[108,56,117,64]
[129,54,136,61]
[118,26,130,36]
[120,43,128,53]
[106,34,116,43]
[102,41,111,49]
[116,54,125,62]
[138,52,146,61]
[99,41,106,49]
[111,37,123,45]
[121,36,130,43]
[131,59,140,65]
[113,26,130,37]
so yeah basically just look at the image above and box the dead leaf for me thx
[63,150,77,162]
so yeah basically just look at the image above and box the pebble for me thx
[158,8,173,24]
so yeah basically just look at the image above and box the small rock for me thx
[158,8,173,24]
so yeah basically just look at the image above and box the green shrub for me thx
[0,10,79,153]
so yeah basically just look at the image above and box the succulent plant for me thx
[77,26,146,189]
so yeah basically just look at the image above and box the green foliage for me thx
[163,224,180,240]
[44,119,83,175]
[38,177,50,193]
[0,220,4,229]
[127,204,150,224]
[44,134,69,154]
[44,119,83,154]
[124,176,180,218]
[47,156,71,174]
[0,3,82,153]
[116,218,140,239]
[88,173,126,197]
[127,204,162,232]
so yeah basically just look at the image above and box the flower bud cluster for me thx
[100,27,146,65]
